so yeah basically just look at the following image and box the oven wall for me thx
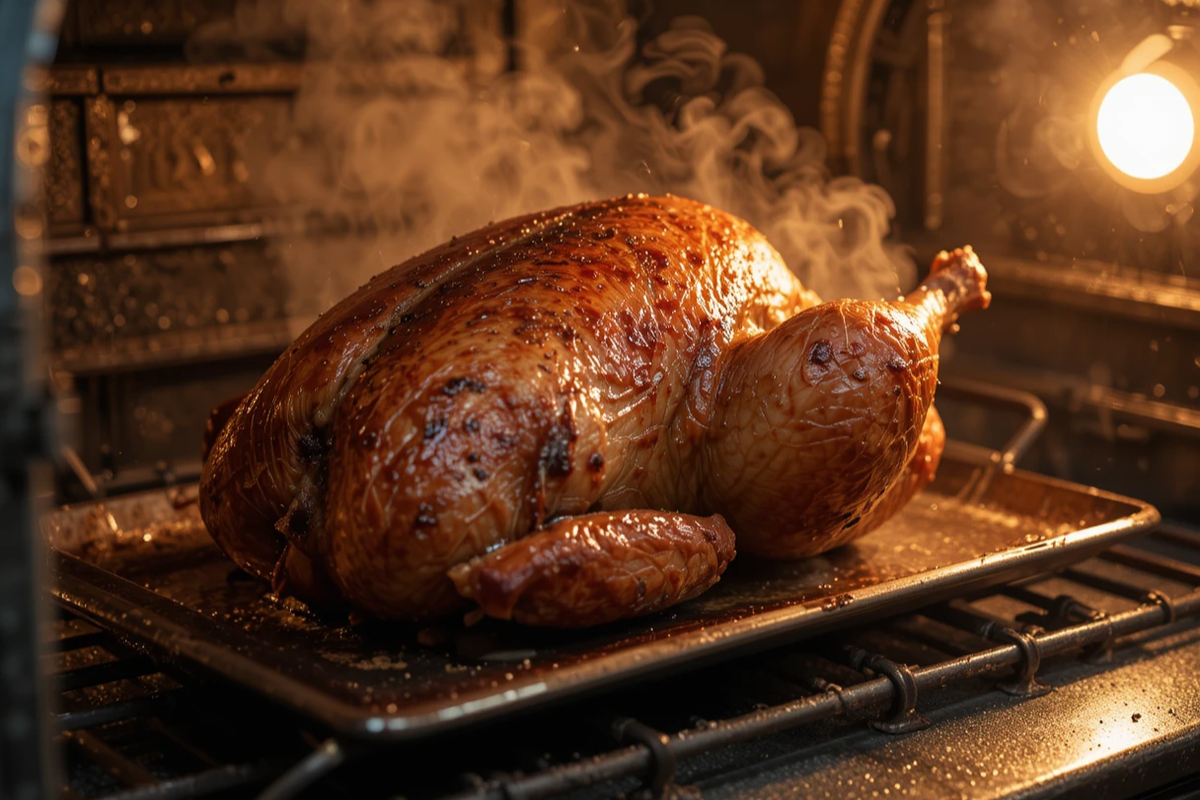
[40,0,506,500]
[930,0,1200,523]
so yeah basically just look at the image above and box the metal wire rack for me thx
[50,523,1200,800]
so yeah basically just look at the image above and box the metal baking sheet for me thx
[44,443,1159,740]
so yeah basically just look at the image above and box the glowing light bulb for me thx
[1096,73,1195,180]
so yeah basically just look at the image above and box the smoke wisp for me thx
[190,0,913,316]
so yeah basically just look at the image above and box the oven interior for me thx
[4,0,1200,798]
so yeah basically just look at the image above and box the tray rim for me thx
[46,455,1161,741]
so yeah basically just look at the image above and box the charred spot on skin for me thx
[809,340,833,366]
[886,356,909,372]
[636,247,669,273]
[636,578,647,600]
[852,367,868,382]
[425,418,448,440]
[467,452,479,462]
[588,452,604,472]
[443,377,487,396]
[540,421,577,479]
[465,419,481,434]
[473,467,489,481]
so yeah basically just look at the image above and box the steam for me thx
[190,0,912,316]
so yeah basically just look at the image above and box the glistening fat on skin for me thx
[199,194,989,628]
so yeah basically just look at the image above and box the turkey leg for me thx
[701,247,988,558]
[448,510,735,627]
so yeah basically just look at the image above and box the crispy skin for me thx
[774,405,946,559]
[201,393,246,464]
[201,194,815,620]
[199,194,986,626]
[447,511,735,627]
[703,248,986,558]
[200,210,562,581]
[857,405,945,537]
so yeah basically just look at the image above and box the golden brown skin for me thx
[702,248,986,558]
[447,510,736,627]
[199,194,987,628]
[858,406,945,536]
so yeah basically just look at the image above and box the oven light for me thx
[1095,73,1194,181]
[1089,34,1200,195]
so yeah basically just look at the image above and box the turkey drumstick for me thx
[199,195,987,628]
[702,247,986,559]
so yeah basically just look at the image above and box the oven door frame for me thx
[2,0,64,797]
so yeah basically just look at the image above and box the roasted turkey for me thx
[199,194,989,628]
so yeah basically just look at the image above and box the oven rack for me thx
[49,523,1200,800]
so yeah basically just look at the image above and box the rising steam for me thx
[190,0,912,316]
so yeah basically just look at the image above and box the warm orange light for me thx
[1096,73,1194,180]
[1090,63,1200,193]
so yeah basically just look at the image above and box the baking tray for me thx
[43,439,1159,741]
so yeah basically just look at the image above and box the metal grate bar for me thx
[1154,523,1200,551]
[439,588,1200,800]
[999,584,1056,610]
[1059,567,1160,602]
[923,599,1033,638]
[1000,587,1108,629]
[54,631,112,653]
[64,730,159,788]
[56,656,158,692]
[57,690,186,732]
[884,615,982,655]
[256,740,345,800]
[85,763,278,800]
[765,652,868,690]
[1098,545,1200,586]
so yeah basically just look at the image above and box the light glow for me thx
[1096,72,1195,180]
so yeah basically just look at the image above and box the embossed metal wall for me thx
[31,1,503,498]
